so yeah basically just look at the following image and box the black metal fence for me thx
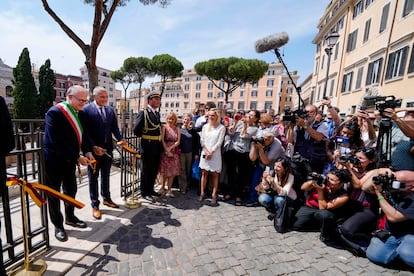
[1,119,49,271]
[118,127,142,200]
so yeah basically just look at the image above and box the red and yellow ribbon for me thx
[6,177,85,209]
[90,159,97,174]
[117,141,141,159]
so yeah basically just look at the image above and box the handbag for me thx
[191,159,201,181]
[274,197,290,233]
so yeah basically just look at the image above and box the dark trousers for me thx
[224,150,253,199]
[45,160,78,229]
[292,205,339,238]
[88,154,112,209]
[340,207,377,242]
[140,139,161,196]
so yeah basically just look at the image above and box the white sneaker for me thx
[166,191,175,197]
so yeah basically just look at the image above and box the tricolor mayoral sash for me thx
[56,101,83,149]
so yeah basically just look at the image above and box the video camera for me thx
[282,106,308,124]
[338,154,360,166]
[372,172,405,190]
[308,172,326,187]
[363,95,402,116]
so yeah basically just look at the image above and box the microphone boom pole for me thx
[273,48,305,110]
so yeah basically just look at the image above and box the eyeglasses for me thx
[72,95,88,104]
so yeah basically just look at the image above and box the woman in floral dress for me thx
[159,112,181,197]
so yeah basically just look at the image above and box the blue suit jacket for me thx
[44,105,86,165]
[80,103,122,154]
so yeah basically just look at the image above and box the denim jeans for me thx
[258,194,287,212]
[366,234,414,268]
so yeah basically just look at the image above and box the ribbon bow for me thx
[6,177,85,209]
[117,141,141,159]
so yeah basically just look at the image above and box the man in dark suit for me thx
[44,85,93,242]
[80,86,122,220]
[0,95,14,274]
[133,90,162,201]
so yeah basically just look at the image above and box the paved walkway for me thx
[10,167,412,275]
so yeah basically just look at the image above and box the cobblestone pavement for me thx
[62,186,414,276]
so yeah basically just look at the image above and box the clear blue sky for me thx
[0,0,330,89]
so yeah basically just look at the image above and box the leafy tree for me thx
[123,57,153,112]
[41,0,171,97]
[194,57,269,105]
[37,59,56,119]
[149,54,183,98]
[12,48,37,119]
[110,66,137,129]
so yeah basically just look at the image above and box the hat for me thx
[146,91,160,100]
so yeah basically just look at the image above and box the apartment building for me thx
[0,58,13,111]
[148,63,297,120]
[80,65,116,107]
[306,0,414,115]
[54,73,83,103]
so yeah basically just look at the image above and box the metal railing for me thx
[1,119,49,271]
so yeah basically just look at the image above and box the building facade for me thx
[0,58,14,111]
[54,73,83,103]
[310,0,414,115]
[80,65,116,107]
[148,63,296,120]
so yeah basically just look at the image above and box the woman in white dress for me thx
[199,108,226,204]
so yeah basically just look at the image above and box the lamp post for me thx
[322,32,339,100]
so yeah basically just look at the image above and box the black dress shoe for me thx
[55,228,68,242]
[65,218,87,228]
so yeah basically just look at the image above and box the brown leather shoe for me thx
[92,208,101,220]
[103,200,119,208]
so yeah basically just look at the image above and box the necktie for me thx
[99,107,106,121]
[155,111,160,119]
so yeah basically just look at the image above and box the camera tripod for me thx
[375,118,393,168]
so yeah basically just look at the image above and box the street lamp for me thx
[322,32,339,99]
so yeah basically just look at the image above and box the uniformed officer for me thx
[133,91,162,201]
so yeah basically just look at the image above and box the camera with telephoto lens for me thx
[338,154,360,166]
[252,137,265,145]
[372,173,405,190]
[308,172,326,187]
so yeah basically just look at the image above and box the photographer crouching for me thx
[362,168,414,268]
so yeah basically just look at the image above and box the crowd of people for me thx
[157,96,414,270]
[17,85,414,271]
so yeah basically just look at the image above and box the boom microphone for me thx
[255,32,289,53]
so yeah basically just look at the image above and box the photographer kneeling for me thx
[362,169,414,268]
[256,157,297,219]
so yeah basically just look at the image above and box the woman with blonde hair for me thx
[159,112,181,197]
[199,108,226,205]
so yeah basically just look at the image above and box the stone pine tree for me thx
[149,54,183,111]
[37,59,56,119]
[123,57,153,112]
[194,57,269,106]
[12,48,38,120]
[41,0,171,98]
